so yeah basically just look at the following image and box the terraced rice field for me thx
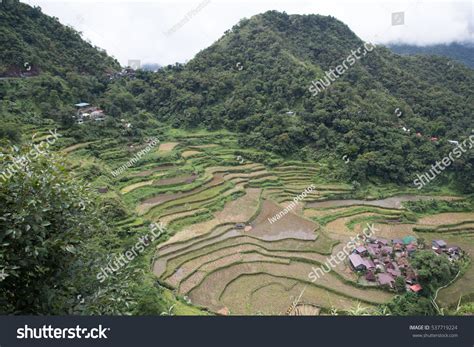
[62,131,473,315]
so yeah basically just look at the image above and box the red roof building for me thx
[409,284,422,293]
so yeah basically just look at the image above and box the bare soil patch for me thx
[417,212,474,225]
[159,142,179,152]
[249,200,318,241]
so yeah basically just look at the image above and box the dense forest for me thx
[388,42,474,69]
[3,6,472,191]
[133,11,473,190]
[0,2,473,315]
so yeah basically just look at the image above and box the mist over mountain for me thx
[387,42,474,69]
[140,63,162,72]
[134,11,473,188]
[1,6,473,190]
[1,1,473,319]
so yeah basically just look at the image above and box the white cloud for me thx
[24,0,473,66]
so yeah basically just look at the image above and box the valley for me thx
[56,128,474,315]
[1,3,473,317]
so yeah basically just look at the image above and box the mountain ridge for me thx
[387,42,474,69]
[1,6,473,190]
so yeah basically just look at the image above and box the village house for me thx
[349,253,367,271]
[354,246,367,255]
[350,236,419,290]
[349,236,463,292]
[403,235,416,245]
[409,284,422,293]
[365,271,376,282]
[74,102,107,124]
[377,273,395,289]
[406,244,417,255]
[432,239,447,249]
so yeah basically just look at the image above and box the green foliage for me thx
[0,2,119,77]
[0,143,100,313]
[118,11,473,190]
[0,3,472,316]
[410,250,459,295]
[394,276,406,294]
[386,292,436,316]
[0,123,21,143]
[405,198,473,214]
[389,42,474,69]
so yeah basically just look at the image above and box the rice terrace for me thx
[55,128,473,316]
[2,3,474,324]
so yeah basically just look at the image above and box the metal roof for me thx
[75,102,90,107]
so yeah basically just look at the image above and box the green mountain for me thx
[1,3,473,317]
[0,1,122,141]
[1,6,473,190]
[0,0,119,77]
[388,42,474,69]
[132,11,474,188]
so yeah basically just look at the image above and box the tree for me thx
[0,143,102,314]
[410,250,458,295]
[394,276,406,293]
[387,292,435,316]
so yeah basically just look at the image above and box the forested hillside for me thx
[388,42,474,69]
[1,2,473,317]
[0,0,120,142]
[2,6,472,190]
[128,11,474,190]
[0,0,119,77]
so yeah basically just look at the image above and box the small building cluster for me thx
[348,236,462,293]
[431,239,462,262]
[74,102,106,124]
[106,67,136,80]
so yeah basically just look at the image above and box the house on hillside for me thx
[402,236,417,245]
[377,273,395,289]
[75,102,90,110]
[354,246,367,255]
[409,284,422,293]
[74,103,106,124]
[349,253,367,271]
[91,109,106,121]
[432,240,447,249]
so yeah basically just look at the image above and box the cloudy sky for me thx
[25,0,473,66]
